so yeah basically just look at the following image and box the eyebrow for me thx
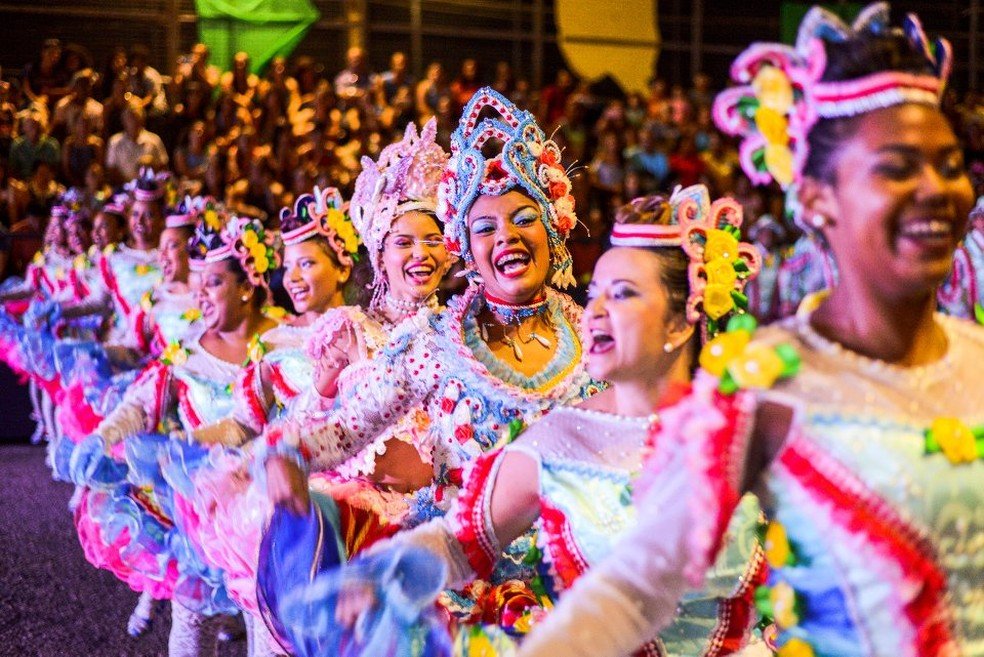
[875,144,963,157]
[469,204,539,225]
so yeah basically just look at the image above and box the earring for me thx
[241,294,250,302]
[811,213,827,229]
[663,342,674,353]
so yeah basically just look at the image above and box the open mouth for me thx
[494,249,531,278]
[404,263,435,286]
[287,286,310,304]
[588,327,614,355]
[897,218,956,250]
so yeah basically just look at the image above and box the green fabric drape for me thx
[194,0,320,73]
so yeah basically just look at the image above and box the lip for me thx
[493,248,532,279]
[896,216,958,252]
[586,327,614,355]
[404,262,436,285]
[286,286,310,303]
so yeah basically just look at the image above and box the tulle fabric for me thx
[257,494,449,657]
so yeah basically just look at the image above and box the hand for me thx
[265,455,310,515]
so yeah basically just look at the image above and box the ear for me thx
[798,175,838,230]
[238,279,253,302]
[665,313,696,351]
[337,263,352,285]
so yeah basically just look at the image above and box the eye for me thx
[939,152,966,180]
[470,219,496,235]
[513,210,539,227]
[392,237,413,249]
[611,283,637,300]
[875,156,919,181]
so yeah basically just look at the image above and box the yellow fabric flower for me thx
[699,330,751,377]
[254,254,270,274]
[705,257,738,289]
[246,334,268,364]
[73,254,88,271]
[704,229,739,263]
[754,106,790,146]
[770,581,800,629]
[753,66,794,114]
[203,209,221,231]
[263,305,287,320]
[135,263,152,276]
[180,308,202,322]
[728,342,785,389]
[328,208,360,254]
[931,417,978,464]
[249,243,267,260]
[140,291,154,313]
[764,521,791,569]
[778,638,815,657]
[703,283,735,320]
[242,230,259,248]
[764,144,795,188]
[161,342,189,367]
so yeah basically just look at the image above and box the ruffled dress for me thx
[74,331,242,615]
[515,308,984,657]
[258,285,600,654]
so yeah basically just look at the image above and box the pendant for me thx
[480,322,489,342]
[530,331,551,349]
[503,335,523,361]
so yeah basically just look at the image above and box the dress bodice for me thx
[170,334,240,432]
[757,311,984,657]
[99,245,161,337]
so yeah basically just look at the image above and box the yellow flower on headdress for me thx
[203,209,221,231]
[752,66,794,114]
[161,341,189,367]
[705,257,738,289]
[254,253,270,274]
[927,417,979,464]
[327,208,360,255]
[703,284,736,320]
[704,229,739,263]
[764,144,795,188]
[699,330,752,377]
[242,230,259,249]
[249,243,267,260]
[728,342,786,389]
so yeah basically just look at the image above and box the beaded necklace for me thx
[481,291,552,361]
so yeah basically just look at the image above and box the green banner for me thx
[194,0,320,73]
[780,2,862,44]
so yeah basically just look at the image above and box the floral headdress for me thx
[438,87,578,289]
[611,185,761,337]
[712,2,951,227]
[101,193,129,219]
[126,167,171,203]
[190,205,280,289]
[351,118,448,307]
[279,186,360,267]
[165,195,207,229]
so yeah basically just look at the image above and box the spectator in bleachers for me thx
[21,39,69,110]
[9,108,59,180]
[105,104,167,184]
[60,114,103,187]
[52,69,103,141]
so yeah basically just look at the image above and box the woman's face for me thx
[158,227,190,284]
[583,247,686,384]
[45,220,67,250]
[128,199,162,245]
[382,211,450,303]
[66,221,91,254]
[196,260,251,331]
[92,211,123,250]
[467,190,551,304]
[282,240,348,314]
[809,105,975,299]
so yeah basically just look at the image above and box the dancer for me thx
[938,196,984,319]
[516,5,982,656]
[70,209,280,656]
[258,90,599,650]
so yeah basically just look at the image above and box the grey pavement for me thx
[0,445,245,657]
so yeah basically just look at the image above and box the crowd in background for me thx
[1,36,983,318]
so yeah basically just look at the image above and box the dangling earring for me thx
[241,294,250,303]
[663,341,675,353]
[811,213,827,229]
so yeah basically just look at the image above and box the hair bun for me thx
[615,194,672,226]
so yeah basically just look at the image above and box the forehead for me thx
[593,247,663,283]
[467,190,539,220]
[283,240,328,260]
[854,104,958,153]
[391,211,442,235]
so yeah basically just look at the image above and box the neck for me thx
[215,310,266,343]
[814,282,944,366]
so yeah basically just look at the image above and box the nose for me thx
[286,264,302,282]
[494,220,520,246]
[585,291,608,318]
[917,162,950,203]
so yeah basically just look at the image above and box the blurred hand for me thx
[265,455,309,515]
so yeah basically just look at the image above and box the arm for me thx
[95,360,173,446]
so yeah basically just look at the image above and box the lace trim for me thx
[449,451,503,577]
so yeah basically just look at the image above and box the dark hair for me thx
[803,31,937,183]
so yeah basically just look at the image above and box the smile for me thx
[494,249,531,278]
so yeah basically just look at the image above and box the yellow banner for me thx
[555,0,660,94]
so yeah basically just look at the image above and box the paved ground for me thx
[0,444,246,657]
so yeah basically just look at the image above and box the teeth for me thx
[902,220,951,238]
[495,252,530,268]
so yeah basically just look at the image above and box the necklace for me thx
[483,291,550,325]
[480,317,553,362]
[384,291,438,318]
